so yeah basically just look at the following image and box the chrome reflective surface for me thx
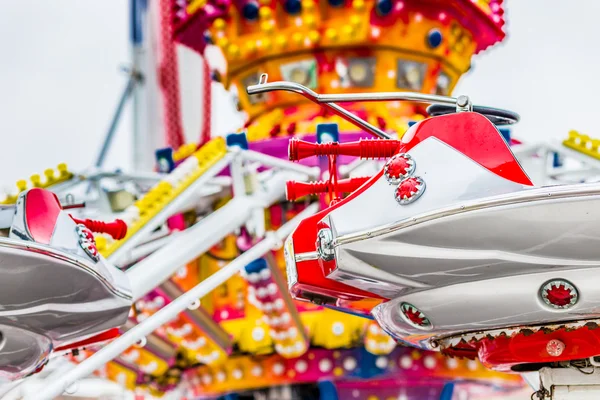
[308,136,600,347]
[0,325,52,380]
[0,189,132,380]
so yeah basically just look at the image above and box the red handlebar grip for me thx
[286,176,372,201]
[72,218,128,240]
[288,138,402,161]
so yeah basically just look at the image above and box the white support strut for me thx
[30,203,318,400]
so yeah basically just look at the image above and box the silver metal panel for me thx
[0,238,131,341]
[324,137,528,241]
[0,325,52,380]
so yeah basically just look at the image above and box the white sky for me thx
[1,0,600,189]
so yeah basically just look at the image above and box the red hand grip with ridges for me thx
[286,177,372,201]
[288,138,402,161]
[72,218,128,240]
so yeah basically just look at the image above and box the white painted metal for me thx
[108,152,235,264]
[30,203,318,400]
[126,195,252,301]
[239,149,321,178]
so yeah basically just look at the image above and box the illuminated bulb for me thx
[369,324,380,335]
[292,32,303,45]
[260,20,274,33]
[308,30,320,43]
[154,296,165,307]
[273,362,285,376]
[267,283,277,295]
[414,13,423,22]
[438,12,447,20]
[122,350,140,363]
[423,355,437,370]
[263,302,274,312]
[446,358,458,369]
[259,268,271,280]
[325,28,337,40]
[216,37,229,48]
[275,35,287,47]
[295,360,308,373]
[176,267,188,278]
[117,373,127,385]
[139,361,157,375]
[352,0,364,10]
[288,327,298,338]
[245,41,256,55]
[274,299,284,310]
[216,371,226,382]
[370,26,381,39]
[201,374,213,385]
[399,355,413,369]
[227,44,240,58]
[302,0,315,10]
[375,356,388,369]
[467,360,478,371]
[281,313,291,324]
[350,15,360,26]
[304,15,316,28]
[319,358,332,372]
[259,6,272,18]
[232,369,243,380]
[252,365,263,376]
[252,327,265,342]
[257,287,268,298]
[332,322,345,336]
[295,342,305,352]
[343,357,357,371]
[342,25,353,37]
[213,18,226,30]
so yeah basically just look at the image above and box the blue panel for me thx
[318,380,339,400]
[130,0,147,45]
[439,382,455,400]
[226,132,249,150]
[155,148,175,173]
[245,258,268,274]
[499,128,511,144]
[316,123,340,144]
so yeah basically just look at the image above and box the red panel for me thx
[403,112,533,186]
[24,188,63,245]
[442,325,600,372]
[55,328,121,351]
[290,171,386,302]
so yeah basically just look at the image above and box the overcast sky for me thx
[1,1,600,189]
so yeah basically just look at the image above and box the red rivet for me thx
[546,339,565,357]
[400,302,432,330]
[395,176,426,205]
[541,280,578,309]
[384,153,415,184]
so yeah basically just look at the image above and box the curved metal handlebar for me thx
[246,74,473,139]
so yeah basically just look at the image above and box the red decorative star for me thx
[385,154,413,181]
[546,284,574,307]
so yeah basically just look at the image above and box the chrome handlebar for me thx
[246,73,473,139]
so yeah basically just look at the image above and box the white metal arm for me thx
[30,203,318,400]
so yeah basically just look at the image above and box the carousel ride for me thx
[4,0,600,399]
